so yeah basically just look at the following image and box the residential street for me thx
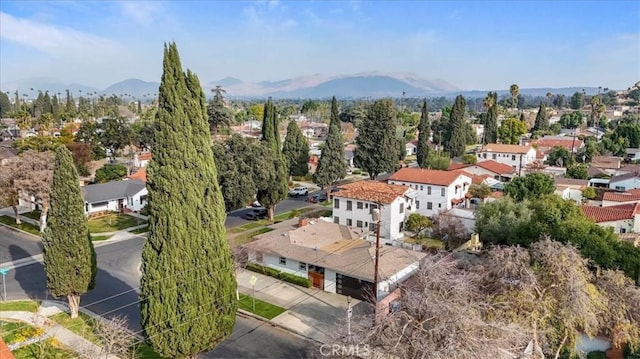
[1,235,313,358]
[0,226,42,263]
[224,190,321,228]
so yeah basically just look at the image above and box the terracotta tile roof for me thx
[334,180,412,204]
[128,168,147,182]
[480,143,533,154]
[581,202,640,223]
[468,174,493,185]
[0,337,15,359]
[602,189,640,202]
[138,152,152,161]
[475,160,516,175]
[388,168,466,186]
[490,191,504,198]
[536,151,546,159]
[447,163,470,171]
[533,138,584,152]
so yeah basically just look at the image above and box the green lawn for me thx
[11,339,77,359]
[230,228,273,246]
[50,312,100,344]
[0,215,41,236]
[405,237,445,249]
[134,343,163,359]
[130,225,149,234]
[21,210,41,221]
[91,235,112,241]
[0,300,40,312]
[0,319,34,344]
[87,213,146,233]
[238,294,286,319]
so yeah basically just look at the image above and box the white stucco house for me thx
[387,168,471,218]
[476,143,537,175]
[82,179,148,215]
[609,172,640,191]
[452,160,517,182]
[133,152,152,168]
[602,189,640,207]
[243,219,427,301]
[553,177,588,204]
[581,202,640,234]
[405,141,417,156]
[332,180,417,244]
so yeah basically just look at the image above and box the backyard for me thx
[87,213,146,233]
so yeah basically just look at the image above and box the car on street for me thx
[251,200,262,207]
[308,193,328,203]
[288,186,309,197]
[245,207,268,220]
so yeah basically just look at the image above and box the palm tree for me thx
[509,84,519,110]
[546,92,553,105]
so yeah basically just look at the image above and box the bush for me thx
[95,163,127,183]
[246,263,312,288]
[586,351,606,359]
[292,174,313,182]
[352,169,362,175]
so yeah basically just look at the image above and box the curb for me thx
[0,222,41,240]
[236,309,324,345]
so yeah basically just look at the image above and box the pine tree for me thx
[0,92,11,118]
[354,99,399,179]
[42,146,96,319]
[329,96,340,128]
[533,102,549,132]
[283,120,310,177]
[257,98,288,220]
[140,43,237,359]
[446,95,468,157]
[65,89,75,116]
[483,92,498,144]
[416,99,430,168]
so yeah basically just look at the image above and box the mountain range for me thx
[0,73,604,100]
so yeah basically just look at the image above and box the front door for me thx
[308,271,324,290]
[117,199,124,211]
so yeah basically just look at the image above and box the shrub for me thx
[246,263,312,288]
[586,351,606,359]
[352,169,362,175]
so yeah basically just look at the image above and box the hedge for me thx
[246,263,312,288]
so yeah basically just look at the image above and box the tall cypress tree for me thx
[140,43,236,358]
[257,98,288,220]
[283,120,310,177]
[446,95,468,157]
[484,92,498,144]
[416,99,430,168]
[354,99,399,180]
[533,102,549,132]
[329,96,340,128]
[42,146,96,319]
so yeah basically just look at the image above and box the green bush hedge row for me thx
[246,263,312,288]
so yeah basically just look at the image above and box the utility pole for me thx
[346,296,352,341]
[372,207,381,314]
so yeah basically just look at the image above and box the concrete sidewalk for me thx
[237,268,362,343]
[1,300,120,358]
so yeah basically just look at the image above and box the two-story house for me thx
[387,168,471,218]
[476,144,537,175]
[332,180,417,244]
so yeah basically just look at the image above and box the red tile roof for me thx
[533,138,584,152]
[0,337,15,359]
[475,160,516,175]
[128,168,147,182]
[334,180,411,204]
[138,152,152,161]
[468,174,493,185]
[480,143,533,154]
[388,168,466,186]
[581,202,640,223]
[602,189,640,203]
[447,163,470,171]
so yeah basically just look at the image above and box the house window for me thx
[438,203,442,208]
[620,228,627,234]
[370,203,378,214]
[334,216,340,224]
[357,202,363,209]
[512,155,516,161]
[483,153,487,159]
[399,222,403,232]
[334,199,340,208]
[492,154,496,160]
[427,202,433,210]
[279,257,287,265]
[399,203,404,214]
[455,187,458,194]
[416,201,420,209]
[299,262,307,270]
[427,186,432,195]
[365,203,369,209]
[347,200,352,211]
[420,185,424,191]
[615,186,626,191]
[441,188,445,197]
[347,218,352,226]
[369,222,376,231]
[356,220,363,228]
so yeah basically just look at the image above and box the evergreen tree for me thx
[137,100,142,114]
[140,43,237,358]
[13,91,20,112]
[257,98,288,220]
[65,89,76,116]
[51,95,61,120]
[416,99,430,168]
[42,146,96,319]
[446,95,468,157]
[43,91,53,114]
[207,86,233,135]
[329,96,340,128]
[484,92,498,144]
[354,99,399,179]
[282,120,310,177]
[314,122,347,195]
[533,102,549,131]
[0,92,11,118]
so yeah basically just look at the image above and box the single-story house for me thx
[405,141,417,156]
[553,177,588,204]
[581,202,640,234]
[540,166,567,177]
[602,188,640,207]
[532,136,584,154]
[82,179,147,215]
[457,160,516,182]
[591,156,622,171]
[244,219,427,301]
[609,172,640,191]
[626,148,640,162]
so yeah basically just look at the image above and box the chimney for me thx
[298,217,309,228]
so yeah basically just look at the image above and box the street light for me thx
[346,296,352,340]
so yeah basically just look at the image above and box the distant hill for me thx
[102,79,159,98]
[0,78,100,97]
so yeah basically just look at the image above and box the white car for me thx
[288,186,309,197]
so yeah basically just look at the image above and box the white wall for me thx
[324,269,337,294]
[595,219,635,234]
[610,177,640,191]
[388,174,470,218]
[378,262,420,297]
[86,199,120,214]
[262,254,310,277]
[476,148,536,174]
[128,188,148,211]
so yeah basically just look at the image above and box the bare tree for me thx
[13,150,54,231]
[595,269,640,351]
[0,161,21,223]
[430,213,469,249]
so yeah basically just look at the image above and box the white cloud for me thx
[119,1,164,25]
[0,12,123,58]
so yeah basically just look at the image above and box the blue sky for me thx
[1,0,638,90]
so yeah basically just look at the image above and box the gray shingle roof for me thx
[82,180,146,204]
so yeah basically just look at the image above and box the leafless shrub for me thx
[93,315,136,358]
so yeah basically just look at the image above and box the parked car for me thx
[245,207,268,220]
[308,193,328,203]
[288,186,309,197]
[251,200,262,207]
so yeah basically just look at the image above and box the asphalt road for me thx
[0,226,42,263]
[3,237,313,358]
[224,191,323,228]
